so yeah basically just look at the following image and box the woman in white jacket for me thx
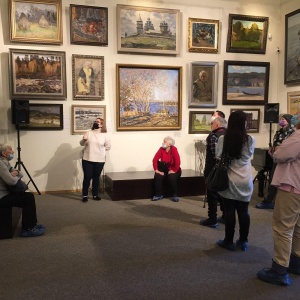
[80,118,111,202]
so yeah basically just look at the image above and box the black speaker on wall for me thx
[264,103,280,123]
[11,100,29,125]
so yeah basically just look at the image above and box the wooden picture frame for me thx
[70,4,108,46]
[116,64,182,131]
[18,104,63,130]
[9,48,66,100]
[230,109,260,133]
[188,111,214,134]
[188,18,219,53]
[189,61,218,108]
[117,4,180,55]
[222,60,270,106]
[287,91,300,115]
[226,14,268,54]
[9,0,62,45]
[284,9,300,84]
[72,55,104,100]
[71,105,106,135]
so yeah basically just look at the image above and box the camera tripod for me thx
[14,126,41,195]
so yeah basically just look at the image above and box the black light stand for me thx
[15,125,41,195]
[268,122,273,147]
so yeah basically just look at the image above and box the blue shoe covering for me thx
[35,224,45,229]
[21,226,45,238]
[236,240,248,251]
[152,195,163,201]
[216,239,236,251]
[257,268,293,286]
[171,196,179,202]
[255,202,274,209]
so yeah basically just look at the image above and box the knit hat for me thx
[281,114,293,124]
[291,113,300,126]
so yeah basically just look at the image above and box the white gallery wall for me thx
[0,0,299,193]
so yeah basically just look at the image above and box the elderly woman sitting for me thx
[152,136,181,202]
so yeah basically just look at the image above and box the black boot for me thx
[288,253,300,275]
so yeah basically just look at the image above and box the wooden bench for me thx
[0,207,22,239]
[105,169,205,200]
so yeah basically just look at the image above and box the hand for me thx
[168,170,175,174]
[10,170,19,177]
[155,170,164,176]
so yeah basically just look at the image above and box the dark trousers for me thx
[0,192,37,230]
[257,163,277,203]
[206,189,224,220]
[221,197,250,243]
[82,159,105,197]
[153,172,181,196]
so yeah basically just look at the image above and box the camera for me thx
[92,122,99,130]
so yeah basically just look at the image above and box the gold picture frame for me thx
[9,0,63,45]
[287,91,300,115]
[188,18,219,53]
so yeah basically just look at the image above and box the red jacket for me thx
[152,146,181,173]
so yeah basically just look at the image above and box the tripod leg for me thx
[20,162,41,195]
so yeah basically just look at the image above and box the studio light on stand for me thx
[11,100,41,195]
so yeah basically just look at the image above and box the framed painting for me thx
[188,18,219,53]
[222,60,270,105]
[226,14,268,54]
[72,55,104,100]
[188,111,214,134]
[189,61,218,108]
[116,64,182,131]
[284,9,300,84]
[71,105,106,134]
[9,48,66,100]
[9,0,62,45]
[116,4,180,55]
[18,104,63,130]
[70,4,108,46]
[230,109,260,133]
[287,91,300,115]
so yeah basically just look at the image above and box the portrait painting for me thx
[188,111,214,134]
[9,48,66,100]
[9,0,62,44]
[188,18,219,53]
[284,9,300,84]
[18,104,63,130]
[226,14,268,54]
[223,60,270,105]
[117,4,180,55]
[116,64,182,131]
[189,61,218,108]
[72,105,106,134]
[70,4,108,46]
[72,55,104,100]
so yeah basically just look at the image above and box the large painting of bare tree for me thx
[116,64,182,131]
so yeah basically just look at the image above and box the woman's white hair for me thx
[164,136,175,146]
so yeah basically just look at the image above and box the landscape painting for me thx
[223,60,270,105]
[9,48,66,100]
[18,104,63,130]
[226,14,268,54]
[72,105,106,134]
[284,8,300,84]
[9,0,62,44]
[70,4,108,46]
[188,111,214,134]
[230,109,260,133]
[116,64,182,131]
[117,4,180,55]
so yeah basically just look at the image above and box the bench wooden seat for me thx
[105,169,205,201]
[0,207,22,239]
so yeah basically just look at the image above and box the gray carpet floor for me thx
[0,185,299,300]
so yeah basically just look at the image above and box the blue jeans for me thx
[82,160,104,197]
